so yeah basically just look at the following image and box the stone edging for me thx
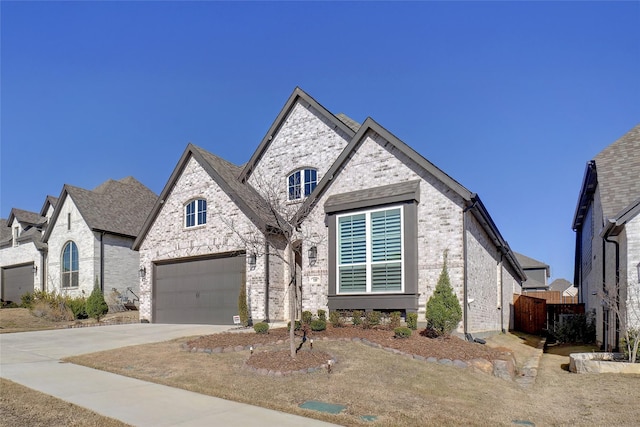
[60,320,140,329]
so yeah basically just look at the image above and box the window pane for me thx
[304,169,317,196]
[71,243,78,271]
[339,265,366,292]
[62,273,69,288]
[186,201,195,227]
[371,262,402,292]
[371,209,401,262]
[71,272,79,288]
[63,244,71,272]
[338,214,366,264]
[288,171,301,200]
[197,200,207,225]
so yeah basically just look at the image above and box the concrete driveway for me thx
[0,324,338,427]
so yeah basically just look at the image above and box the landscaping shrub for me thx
[287,320,301,331]
[31,300,74,322]
[389,311,402,329]
[253,322,269,334]
[310,319,327,332]
[302,310,313,325]
[551,312,595,344]
[394,326,412,339]
[406,312,418,330]
[352,310,363,326]
[238,283,250,327]
[425,252,462,336]
[86,285,108,321]
[329,310,344,327]
[20,291,34,309]
[66,297,88,320]
[362,311,381,329]
[317,309,327,322]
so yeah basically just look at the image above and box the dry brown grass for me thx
[67,333,640,427]
[0,378,131,427]
[0,308,139,334]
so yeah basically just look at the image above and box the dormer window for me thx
[185,199,207,228]
[288,168,317,200]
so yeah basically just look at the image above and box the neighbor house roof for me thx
[0,218,11,244]
[43,177,157,242]
[549,278,573,293]
[7,208,47,228]
[514,252,550,271]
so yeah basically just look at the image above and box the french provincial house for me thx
[1,176,156,306]
[135,88,525,334]
[573,124,640,351]
[0,197,56,303]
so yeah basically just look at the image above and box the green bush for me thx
[238,284,250,327]
[329,310,344,327]
[287,320,301,331]
[317,309,327,322]
[253,322,269,334]
[20,291,34,308]
[86,285,108,321]
[425,253,462,336]
[363,311,381,329]
[352,310,363,326]
[394,326,412,339]
[310,319,327,332]
[302,310,313,325]
[406,312,418,330]
[551,312,596,344]
[389,311,401,329]
[66,297,87,320]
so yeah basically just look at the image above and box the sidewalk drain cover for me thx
[299,401,346,414]
[512,420,535,426]
[361,415,377,422]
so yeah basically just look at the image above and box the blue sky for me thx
[1,1,638,282]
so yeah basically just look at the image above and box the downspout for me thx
[603,231,620,352]
[462,197,478,335]
[499,252,504,333]
[100,232,105,292]
[264,242,270,323]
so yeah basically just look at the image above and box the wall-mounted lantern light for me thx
[138,266,146,279]
[32,265,38,275]
[308,246,317,266]
[248,253,257,271]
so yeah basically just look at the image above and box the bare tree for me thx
[599,278,640,363]
[218,171,324,358]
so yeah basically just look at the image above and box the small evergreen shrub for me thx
[20,291,34,308]
[287,320,302,331]
[310,319,327,332]
[253,322,269,334]
[238,284,250,327]
[394,327,412,339]
[66,297,87,319]
[352,310,363,326]
[363,311,381,329]
[317,309,327,322]
[389,311,402,329]
[425,252,462,336]
[302,310,313,325]
[86,285,109,321]
[406,312,418,330]
[329,310,344,327]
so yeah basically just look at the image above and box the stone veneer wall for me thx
[138,157,286,322]
[0,240,42,295]
[624,215,640,330]
[102,233,139,303]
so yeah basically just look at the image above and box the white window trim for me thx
[184,199,207,229]
[287,168,318,201]
[336,205,405,294]
[61,241,79,289]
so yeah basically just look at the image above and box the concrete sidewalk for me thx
[0,324,339,427]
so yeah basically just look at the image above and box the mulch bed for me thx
[186,325,513,372]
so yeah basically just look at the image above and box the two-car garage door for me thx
[1,263,34,304]
[153,254,245,325]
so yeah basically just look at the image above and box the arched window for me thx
[288,168,317,200]
[61,241,79,288]
[185,199,207,228]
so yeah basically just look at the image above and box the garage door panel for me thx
[2,263,34,303]
[153,255,245,325]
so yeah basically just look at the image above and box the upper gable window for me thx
[185,199,207,228]
[288,168,317,201]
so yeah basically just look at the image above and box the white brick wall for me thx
[102,233,139,304]
[624,214,640,330]
[0,241,42,295]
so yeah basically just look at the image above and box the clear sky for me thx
[1,1,638,283]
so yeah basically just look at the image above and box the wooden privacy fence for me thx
[522,290,578,304]
[514,295,546,335]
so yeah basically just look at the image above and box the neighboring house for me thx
[573,124,640,351]
[40,177,157,302]
[549,278,577,298]
[134,87,525,334]
[514,252,550,291]
[0,197,57,303]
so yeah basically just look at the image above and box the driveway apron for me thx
[0,324,338,427]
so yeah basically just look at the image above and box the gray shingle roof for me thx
[514,252,549,270]
[46,177,156,240]
[595,124,640,220]
[549,278,573,292]
[9,208,47,226]
[0,218,11,244]
[336,113,361,133]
